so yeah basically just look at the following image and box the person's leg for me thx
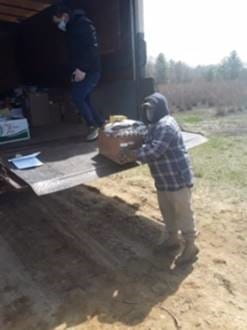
[71,81,96,127]
[171,188,199,264]
[172,188,197,240]
[85,93,104,127]
[156,190,180,249]
[71,72,103,128]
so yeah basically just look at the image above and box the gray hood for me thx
[143,93,170,124]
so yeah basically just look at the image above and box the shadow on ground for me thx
[0,186,194,329]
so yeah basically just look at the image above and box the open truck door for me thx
[0,0,207,196]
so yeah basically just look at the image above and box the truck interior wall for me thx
[16,10,68,88]
[0,23,20,93]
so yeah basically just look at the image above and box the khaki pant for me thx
[157,188,197,240]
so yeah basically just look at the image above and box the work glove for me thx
[119,148,138,163]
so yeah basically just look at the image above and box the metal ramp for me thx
[1,132,207,196]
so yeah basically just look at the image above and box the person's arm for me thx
[72,20,98,75]
[137,124,175,163]
[70,28,88,80]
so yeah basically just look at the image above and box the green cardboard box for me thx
[0,119,30,145]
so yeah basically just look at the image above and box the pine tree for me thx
[154,53,168,84]
[146,57,155,78]
[219,50,243,80]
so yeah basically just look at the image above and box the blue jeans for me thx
[71,72,104,128]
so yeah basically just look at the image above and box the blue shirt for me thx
[137,115,194,191]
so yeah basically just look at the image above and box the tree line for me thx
[147,51,247,85]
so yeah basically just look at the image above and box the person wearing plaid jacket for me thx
[123,93,199,265]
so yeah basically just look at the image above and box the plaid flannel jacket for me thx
[137,115,194,191]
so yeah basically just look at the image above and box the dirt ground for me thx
[0,169,246,330]
[0,109,247,330]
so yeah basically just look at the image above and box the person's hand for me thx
[119,148,138,164]
[72,69,86,82]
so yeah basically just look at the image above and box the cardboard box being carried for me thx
[0,119,30,145]
[98,120,147,164]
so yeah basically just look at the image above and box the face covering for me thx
[146,108,154,122]
[58,20,67,32]
[142,102,155,123]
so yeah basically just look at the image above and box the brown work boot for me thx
[175,239,199,266]
[154,236,181,254]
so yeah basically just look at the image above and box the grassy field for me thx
[175,108,247,200]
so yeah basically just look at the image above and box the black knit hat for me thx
[54,1,72,16]
[54,0,86,16]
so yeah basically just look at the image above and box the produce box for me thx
[98,120,146,164]
[0,119,30,145]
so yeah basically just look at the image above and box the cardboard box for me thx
[0,119,30,145]
[98,129,144,164]
[49,102,62,124]
[28,93,50,127]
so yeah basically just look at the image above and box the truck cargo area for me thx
[0,0,152,194]
[0,0,207,196]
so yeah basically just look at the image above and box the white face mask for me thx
[146,108,154,122]
[58,20,67,32]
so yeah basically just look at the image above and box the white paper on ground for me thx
[8,152,43,170]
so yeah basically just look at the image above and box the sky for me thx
[144,0,247,66]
